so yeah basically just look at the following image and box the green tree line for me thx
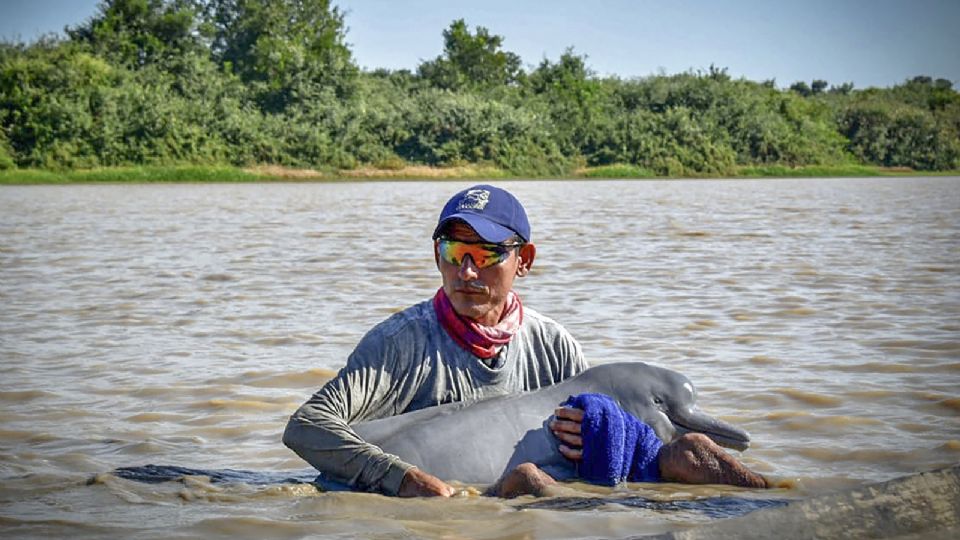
[2,0,958,175]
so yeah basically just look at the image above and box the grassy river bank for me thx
[2,164,958,185]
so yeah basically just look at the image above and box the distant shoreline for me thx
[1,164,958,185]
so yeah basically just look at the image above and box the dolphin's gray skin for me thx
[109,362,749,491]
[352,362,750,485]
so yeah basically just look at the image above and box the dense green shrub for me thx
[0,127,14,169]
[838,95,960,170]
[1,2,958,174]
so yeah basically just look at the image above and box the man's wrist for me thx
[381,461,416,496]
[398,467,455,497]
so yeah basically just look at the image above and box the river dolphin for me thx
[111,362,750,490]
[351,361,750,485]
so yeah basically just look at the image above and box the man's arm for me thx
[282,372,414,495]
[281,325,429,495]
[284,382,455,496]
[283,326,457,497]
[547,322,588,457]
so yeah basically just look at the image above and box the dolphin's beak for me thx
[670,407,751,451]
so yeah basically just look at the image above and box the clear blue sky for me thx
[2,0,958,89]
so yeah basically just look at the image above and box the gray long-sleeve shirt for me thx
[282,298,587,495]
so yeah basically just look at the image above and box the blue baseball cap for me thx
[432,185,531,243]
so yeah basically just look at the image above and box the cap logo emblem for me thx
[457,189,490,211]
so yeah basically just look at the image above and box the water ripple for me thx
[2,178,959,539]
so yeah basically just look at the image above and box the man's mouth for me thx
[455,282,486,295]
[456,288,483,295]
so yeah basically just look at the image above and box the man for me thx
[284,184,588,496]
[284,184,767,498]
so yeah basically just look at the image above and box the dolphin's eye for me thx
[653,397,663,405]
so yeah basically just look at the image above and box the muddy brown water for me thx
[1,178,958,539]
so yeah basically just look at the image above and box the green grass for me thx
[331,163,512,180]
[573,163,960,179]
[735,164,881,178]
[0,165,268,184]
[735,164,960,178]
[578,164,658,179]
[2,163,958,185]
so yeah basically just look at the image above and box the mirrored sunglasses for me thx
[437,238,522,269]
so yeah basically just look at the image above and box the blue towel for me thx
[562,393,663,485]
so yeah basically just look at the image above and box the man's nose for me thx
[457,255,480,281]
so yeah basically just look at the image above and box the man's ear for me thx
[516,243,536,277]
[433,241,441,270]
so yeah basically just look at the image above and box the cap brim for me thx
[433,214,516,243]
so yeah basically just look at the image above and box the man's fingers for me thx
[551,407,584,457]
[550,419,582,434]
[552,430,582,447]
[559,444,583,461]
[554,407,585,422]
[552,407,585,461]
[398,468,455,497]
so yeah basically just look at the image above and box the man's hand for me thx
[398,467,456,497]
[550,406,584,461]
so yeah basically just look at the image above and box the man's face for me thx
[434,221,535,326]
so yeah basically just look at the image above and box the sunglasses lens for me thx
[439,240,511,268]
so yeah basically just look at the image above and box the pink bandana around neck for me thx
[433,287,523,359]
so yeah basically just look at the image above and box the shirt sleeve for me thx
[570,338,588,375]
[556,322,589,379]
[282,327,416,495]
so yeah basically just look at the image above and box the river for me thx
[1,178,958,539]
